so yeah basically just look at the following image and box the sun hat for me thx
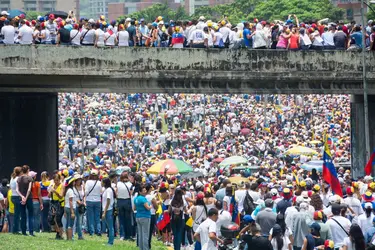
[363,191,374,202]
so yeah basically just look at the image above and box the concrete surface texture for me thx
[0,45,373,94]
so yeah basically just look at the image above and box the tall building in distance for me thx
[0,0,78,14]
[330,0,367,24]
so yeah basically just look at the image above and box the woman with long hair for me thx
[49,173,65,239]
[190,192,207,250]
[10,166,22,234]
[63,176,76,240]
[269,214,293,246]
[16,165,35,236]
[169,188,187,250]
[145,183,158,249]
[342,224,366,250]
[358,202,375,233]
[134,184,151,250]
[73,174,84,240]
[40,171,51,232]
[270,224,292,250]
[203,187,216,212]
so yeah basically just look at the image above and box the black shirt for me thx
[333,31,347,49]
[59,28,71,43]
[247,235,273,250]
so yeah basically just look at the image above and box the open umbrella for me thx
[285,146,318,156]
[46,11,69,19]
[301,160,323,172]
[147,159,193,175]
[8,9,26,18]
[228,176,250,185]
[219,156,248,167]
[240,128,251,136]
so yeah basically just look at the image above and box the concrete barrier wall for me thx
[0,45,374,94]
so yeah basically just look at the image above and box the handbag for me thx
[74,187,86,214]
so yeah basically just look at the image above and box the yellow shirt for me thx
[7,189,14,214]
[52,183,64,207]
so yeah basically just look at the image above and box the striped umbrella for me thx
[146,159,193,175]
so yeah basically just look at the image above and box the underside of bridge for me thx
[0,92,373,179]
[0,93,57,179]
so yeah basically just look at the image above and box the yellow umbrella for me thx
[285,146,318,156]
[228,176,250,185]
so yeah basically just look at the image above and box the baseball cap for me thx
[49,14,55,20]
[310,222,321,232]
[1,11,9,16]
[90,169,98,175]
[29,171,37,178]
[313,211,323,220]
[272,224,282,233]
[243,215,254,223]
[346,186,354,195]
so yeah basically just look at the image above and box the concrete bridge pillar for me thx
[351,95,375,178]
[0,93,58,180]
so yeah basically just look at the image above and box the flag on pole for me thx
[322,132,343,197]
[365,149,375,176]
[229,188,240,225]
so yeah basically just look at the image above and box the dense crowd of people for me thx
[1,10,375,50]
[0,92,374,250]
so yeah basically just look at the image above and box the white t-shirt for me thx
[0,192,4,201]
[102,187,114,211]
[64,188,76,208]
[10,177,19,196]
[41,29,51,43]
[214,31,223,46]
[326,216,352,248]
[85,180,102,202]
[271,234,291,250]
[146,194,156,215]
[95,29,105,47]
[117,30,129,46]
[104,32,116,46]
[190,29,205,44]
[357,213,374,233]
[117,181,132,199]
[216,210,232,237]
[196,218,217,250]
[70,30,81,45]
[1,25,15,44]
[18,25,33,44]
[235,190,247,213]
[342,237,355,250]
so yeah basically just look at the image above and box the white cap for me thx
[1,11,9,16]
[199,16,205,21]
[125,17,131,22]
[88,18,95,23]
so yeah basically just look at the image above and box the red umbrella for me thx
[213,157,224,163]
[240,128,251,135]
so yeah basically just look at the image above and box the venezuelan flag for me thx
[229,189,240,225]
[365,149,375,176]
[322,133,343,197]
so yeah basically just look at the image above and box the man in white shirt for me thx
[326,204,352,249]
[1,20,15,44]
[116,172,133,240]
[18,20,33,45]
[194,208,223,250]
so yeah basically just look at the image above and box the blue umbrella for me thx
[8,9,26,19]
[301,160,323,172]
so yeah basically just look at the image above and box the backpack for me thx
[224,35,230,48]
[243,191,255,215]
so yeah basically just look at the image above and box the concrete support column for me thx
[0,93,58,180]
[351,95,375,178]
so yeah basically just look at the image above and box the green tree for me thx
[250,0,344,23]
[117,3,188,23]
[26,11,44,21]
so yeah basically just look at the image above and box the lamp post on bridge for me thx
[361,0,372,167]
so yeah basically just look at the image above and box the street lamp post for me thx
[361,0,371,166]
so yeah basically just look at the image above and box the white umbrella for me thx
[301,160,323,172]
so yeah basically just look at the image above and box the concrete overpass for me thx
[0,46,374,179]
[1,46,375,94]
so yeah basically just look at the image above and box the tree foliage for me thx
[26,11,44,21]
[250,0,344,22]
[116,0,344,24]
[117,3,189,23]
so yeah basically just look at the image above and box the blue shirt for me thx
[135,195,151,218]
[351,31,363,48]
[243,28,252,47]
